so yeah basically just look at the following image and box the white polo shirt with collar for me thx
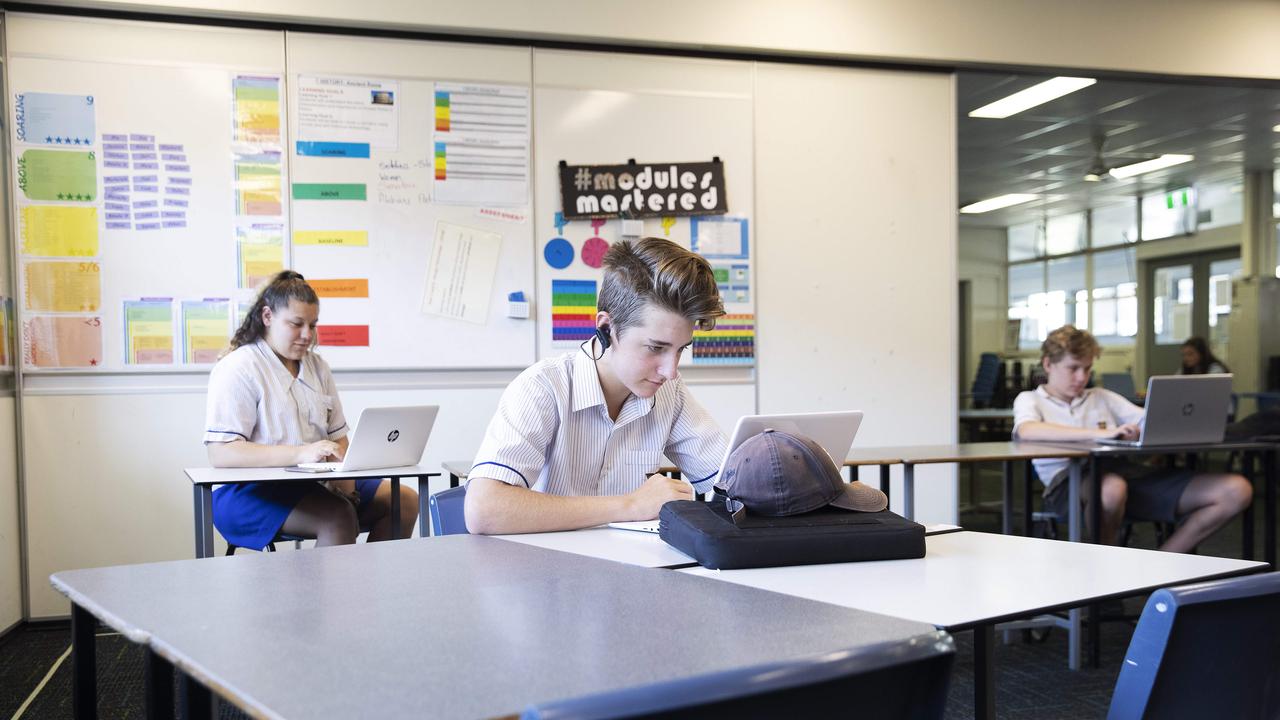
[470,349,727,496]
[203,339,349,446]
[1012,385,1144,486]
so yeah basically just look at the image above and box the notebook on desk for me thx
[1096,375,1231,448]
[297,405,439,472]
[606,410,864,534]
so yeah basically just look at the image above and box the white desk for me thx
[681,530,1265,720]
[495,526,696,568]
[185,465,439,558]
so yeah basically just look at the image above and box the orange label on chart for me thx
[317,325,369,347]
[310,279,369,298]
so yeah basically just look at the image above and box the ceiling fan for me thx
[1082,132,1111,182]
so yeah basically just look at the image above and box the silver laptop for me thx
[1097,375,1231,448]
[297,405,439,472]
[608,410,864,533]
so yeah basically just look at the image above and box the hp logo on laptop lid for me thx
[1182,403,1195,416]
[387,429,400,442]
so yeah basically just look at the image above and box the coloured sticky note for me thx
[310,279,369,298]
[24,260,100,312]
[292,183,366,201]
[18,150,97,201]
[15,92,96,146]
[293,230,368,247]
[317,325,369,347]
[20,206,99,257]
[24,315,103,368]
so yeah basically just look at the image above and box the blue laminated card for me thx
[15,92,96,146]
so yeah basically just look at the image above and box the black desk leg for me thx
[71,603,97,720]
[178,673,212,720]
[1089,459,1102,669]
[1001,460,1013,535]
[1266,450,1276,570]
[879,464,891,506]
[974,624,996,720]
[449,472,460,489]
[390,478,402,539]
[1243,452,1256,561]
[145,649,175,720]
[1023,460,1033,537]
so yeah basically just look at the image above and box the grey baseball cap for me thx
[716,428,888,524]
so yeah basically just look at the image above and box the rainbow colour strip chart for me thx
[692,313,755,365]
[551,279,596,343]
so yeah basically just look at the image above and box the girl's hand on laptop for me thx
[296,440,341,464]
[624,473,694,520]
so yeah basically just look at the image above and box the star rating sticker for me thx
[57,193,65,200]
[54,137,63,144]
[89,359,98,366]
[45,136,52,143]
[72,138,81,145]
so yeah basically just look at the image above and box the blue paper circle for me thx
[544,237,574,269]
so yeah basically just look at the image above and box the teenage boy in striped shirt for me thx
[465,237,728,534]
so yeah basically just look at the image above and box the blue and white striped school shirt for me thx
[470,350,727,496]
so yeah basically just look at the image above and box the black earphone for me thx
[595,323,612,350]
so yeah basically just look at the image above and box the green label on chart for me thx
[17,149,97,201]
[292,183,366,201]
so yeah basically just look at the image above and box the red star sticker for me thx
[90,359,98,366]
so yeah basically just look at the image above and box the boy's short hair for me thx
[1041,325,1101,364]
[598,237,725,336]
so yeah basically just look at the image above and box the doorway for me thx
[1144,249,1242,377]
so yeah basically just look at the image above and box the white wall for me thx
[959,226,1006,388]
[0,396,21,631]
[754,64,958,524]
[35,0,1280,81]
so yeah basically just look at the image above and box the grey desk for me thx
[683,529,1266,720]
[185,465,440,557]
[447,460,684,488]
[51,535,936,720]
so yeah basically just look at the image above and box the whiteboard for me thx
[285,32,535,369]
[531,50,756,364]
[6,13,286,372]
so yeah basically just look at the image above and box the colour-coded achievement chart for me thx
[181,299,230,364]
[550,279,596,343]
[123,298,175,365]
[692,313,755,365]
[14,92,95,146]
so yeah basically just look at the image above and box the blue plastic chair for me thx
[1107,572,1280,719]
[429,485,469,536]
[1102,373,1140,403]
[521,630,954,720]
[968,352,1001,408]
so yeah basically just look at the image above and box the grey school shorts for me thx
[1044,458,1195,524]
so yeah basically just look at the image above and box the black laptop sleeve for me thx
[659,498,926,570]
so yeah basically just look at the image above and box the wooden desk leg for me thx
[145,649,174,720]
[192,485,214,559]
[390,478,401,539]
[879,464,891,506]
[902,464,915,520]
[178,673,212,720]
[1001,460,1013,535]
[973,624,996,720]
[72,603,97,720]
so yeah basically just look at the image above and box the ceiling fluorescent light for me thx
[968,77,1096,119]
[960,193,1038,214]
[1273,124,1280,132]
[1107,154,1193,179]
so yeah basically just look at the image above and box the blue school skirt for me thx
[212,479,382,550]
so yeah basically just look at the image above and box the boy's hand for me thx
[624,473,693,520]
